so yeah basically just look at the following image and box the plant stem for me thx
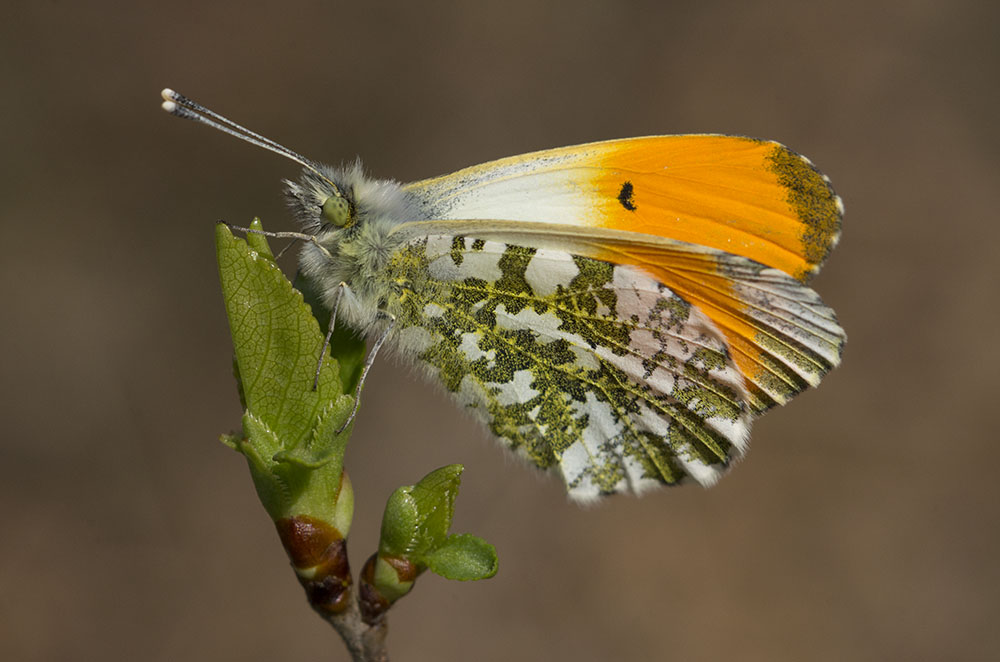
[317,584,389,662]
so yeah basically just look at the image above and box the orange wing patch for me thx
[594,239,844,413]
[591,136,842,282]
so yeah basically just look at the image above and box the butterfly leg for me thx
[337,313,396,434]
[273,238,300,260]
[224,223,334,260]
[312,282,348,391]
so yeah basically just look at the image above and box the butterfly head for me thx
[284,165,357,236]
[283,160,419,320]
[284,160,416,238]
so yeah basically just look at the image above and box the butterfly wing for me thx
[391,220,845,415]
[401,135,844,413]
[404,135,842,282]
[382,233,754,499]
[382,135,843,498]
[590,234,844,413]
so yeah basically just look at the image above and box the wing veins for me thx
[449,279,744,412]
[598,246,839,371]
[425,286,730,475]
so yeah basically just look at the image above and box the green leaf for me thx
[272,395,354,469]
[425,534,498,581]
[378,486,421,558]
[215,222,355,527]
[409,464,464,554]
[378,465,464,560]
[245,217,275,260]
[372,465,498,608]
[216,223,345,439]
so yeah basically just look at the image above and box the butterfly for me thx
[162,88,844,501]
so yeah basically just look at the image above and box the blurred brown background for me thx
[2,1,998,660]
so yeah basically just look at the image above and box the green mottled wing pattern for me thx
[381,234,752,500]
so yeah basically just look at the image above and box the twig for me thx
[318,585,389,662]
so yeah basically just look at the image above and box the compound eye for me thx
[321,195,352,227]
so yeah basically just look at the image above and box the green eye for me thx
[321,195,351,227]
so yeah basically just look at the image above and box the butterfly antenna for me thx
[160,88,344,199]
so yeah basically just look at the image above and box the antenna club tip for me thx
[161,100,178,114]
[161,88,177,101]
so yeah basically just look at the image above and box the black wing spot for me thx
[618,181,637,211]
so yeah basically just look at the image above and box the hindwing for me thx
[382,234,753,500]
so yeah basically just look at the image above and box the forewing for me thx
[383,234,753,500]
[404,135,842,282]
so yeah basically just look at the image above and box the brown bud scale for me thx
[382,555,419,584]
[275,515,351,613]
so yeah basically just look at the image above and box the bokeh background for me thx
[3,1,998,660]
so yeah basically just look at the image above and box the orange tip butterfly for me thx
[162,88,844,501]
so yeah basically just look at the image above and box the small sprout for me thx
[361,465,498,624]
